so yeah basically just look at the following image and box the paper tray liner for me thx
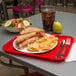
[2,33,74,61]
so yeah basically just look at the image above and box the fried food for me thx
[27,35,58,52]
[28,43,39,52]
[17,32,36,43]
[16,26,45,49]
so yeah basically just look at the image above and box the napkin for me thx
[65,43,76,62]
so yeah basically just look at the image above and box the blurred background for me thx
[1,0,76,19]
[0,0,76,76]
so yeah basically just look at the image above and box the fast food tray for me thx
[2,33,74,61]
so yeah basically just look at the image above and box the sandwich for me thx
[20,26,45,35]
[16,26,45,49]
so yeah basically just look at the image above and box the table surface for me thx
[0,11,76,76]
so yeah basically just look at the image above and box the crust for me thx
[20,26,45,35]
[17,32,36,43]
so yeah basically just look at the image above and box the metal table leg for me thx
[0,56,29,74]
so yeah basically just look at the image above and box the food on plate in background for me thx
[2,18,32,29]
[27,35,58,52]
[16,26,45,49]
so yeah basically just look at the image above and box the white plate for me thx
[13,34,58,54]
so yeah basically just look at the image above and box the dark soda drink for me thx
[41,8,55,32]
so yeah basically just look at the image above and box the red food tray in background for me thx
[2,33,74,61]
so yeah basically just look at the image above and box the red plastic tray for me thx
[2,33,74,61]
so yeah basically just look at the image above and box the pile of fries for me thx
[27,35,58,52]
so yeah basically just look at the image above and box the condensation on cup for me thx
[41,7,55,32]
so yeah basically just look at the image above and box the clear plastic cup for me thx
[41,6,55,32]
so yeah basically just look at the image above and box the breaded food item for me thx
[20,26,45,35]
[28,43,40,52]
[17,32,36,43]
[39,42,50,50]
[16,27,45,49]
[36,37,47,43]
[27,35,58,52]
[19,37,38,49]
